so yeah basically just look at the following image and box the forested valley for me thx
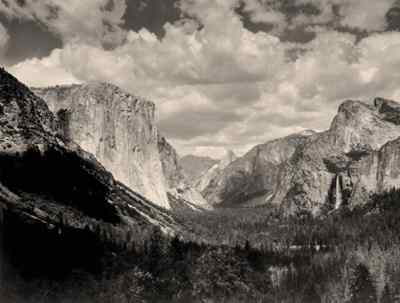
[2,189,400,303]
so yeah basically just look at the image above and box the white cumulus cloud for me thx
[5,0,400,158]
[0,0,127,46]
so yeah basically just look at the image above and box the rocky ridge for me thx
[0,67,183,247]
[200,133,314,207]
[33,84,209,210]
[196,150,237,194]
[276,98,400,214]
[158,135,211,210]
[200,97,400,213]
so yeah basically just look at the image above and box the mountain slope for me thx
[158,135,211,210]
[180,155,218,185]
[275,98,400,214]
[200,132,314,206]
[33,83,170,209]
[33,84,209,210]
[0,67,183,249]
[196,150,237,195]
[350,137,400,206]
[201,98,400,213]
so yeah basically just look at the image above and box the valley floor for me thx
[2,189,400,303]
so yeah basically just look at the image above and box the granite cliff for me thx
[33,84,209,210]
[200,98,400,213]
[158,135,211,210]
[276,98,400,214]
[350,137,400,206]
[196,150,237,196]
[0,67,183,253]
[200,132,313,207]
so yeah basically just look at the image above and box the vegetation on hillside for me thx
[2,189,400,302]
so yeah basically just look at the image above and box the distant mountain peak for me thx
[195,149,238,193]
[220,149,237,167]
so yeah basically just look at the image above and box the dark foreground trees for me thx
[348,264,377,303]
[4,189,400,302]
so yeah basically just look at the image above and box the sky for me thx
[1,0,400,159]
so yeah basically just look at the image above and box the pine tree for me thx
[381,284,394,303]
[146,227,166,274]
[303,283,321,303]
[170,235,185,262]
[348,264,377,303]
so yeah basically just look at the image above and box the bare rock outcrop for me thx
[277,98,400,214]
[158,135,211,210]
[200,98,400,213]
[196,150,237,194]
[33,84,210,210]
[0,68,183,244]
[200,134,313,207]
[33,83,169,208]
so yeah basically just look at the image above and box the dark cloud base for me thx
[123,0,181,38]
[0,16,62,64]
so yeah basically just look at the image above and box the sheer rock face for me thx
[0,68,183,240]
[196,150,237,195]
[158,135,211,210]
[33,84,209,210]
[201,135,313,207]
[201,98,400,213]
[277,98,400,214]
[350,137,400,206]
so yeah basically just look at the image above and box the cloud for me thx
[159,109,244,140]
[238,0,396,34]
[181,29,400,157]
[5,0,400,158]
[8,1,286,101]
[339,0,395,31]
[3,0,285,156]
[0,0,127,46]
[294,0,396,31]
[241,0,286,26]
[35,20,284,89]
[8,49,80,86]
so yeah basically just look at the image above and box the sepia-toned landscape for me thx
[2,1,400,302]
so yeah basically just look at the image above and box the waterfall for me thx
[334,175,343,209]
